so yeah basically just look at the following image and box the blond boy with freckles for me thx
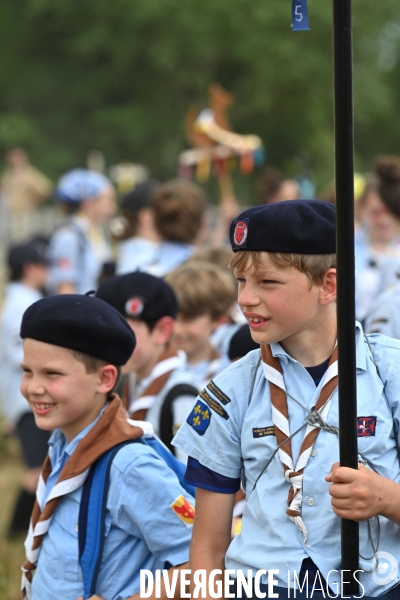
[173,200,400,598]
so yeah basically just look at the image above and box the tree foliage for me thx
[0,0,399,192]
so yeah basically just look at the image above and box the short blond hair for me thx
[166,262,237,320]
[230,250,336,285]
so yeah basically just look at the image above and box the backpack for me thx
[78,433,195,600]
[159,383,198,454]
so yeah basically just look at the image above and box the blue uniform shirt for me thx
[0,282,42,425]
[117,237,160,274]
[146,241,194,277]
[47,216,111,294]
[173,324,400,597]
[32,417,193,600]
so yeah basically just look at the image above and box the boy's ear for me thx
[153,316,175,345]
[97,365,118,394]
[319,268,337,305]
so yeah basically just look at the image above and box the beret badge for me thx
[233,219,249,248]
[125,297,144,317]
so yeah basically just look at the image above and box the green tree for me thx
[0,0,398,195]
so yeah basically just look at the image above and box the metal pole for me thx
[332,0,359,595]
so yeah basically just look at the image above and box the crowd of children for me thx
[2,160,400,598]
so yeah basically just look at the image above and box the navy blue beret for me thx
[20,294,136,365]
[230,200,336,254]
[96,272,178,323]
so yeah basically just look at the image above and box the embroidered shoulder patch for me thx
[252,426,275,438]
[357,416,376,437]
[187,399,211,435]
[207,380,231,405]
[200,389,229,420]
[170,495,195,527]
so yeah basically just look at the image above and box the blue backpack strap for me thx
[140,436,196,498]
[78,435,195,598]
[78,440,136,599]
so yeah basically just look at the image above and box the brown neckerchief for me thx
[21,395,143,598]
[260,344,338,537]
[128,347,181,420]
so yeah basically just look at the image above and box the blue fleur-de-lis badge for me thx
[187,400,212,435]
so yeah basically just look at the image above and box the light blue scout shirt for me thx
[116,236,160,274]
[32,414,194,600]
[0,282,42,425]
[354,227,392,322]
[365,282,400,339]
[47,216,111,294]
[146,241,194,277]
[173,324,400,597]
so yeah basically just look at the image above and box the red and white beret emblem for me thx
[233,220,248,246]
[125,297,144,317]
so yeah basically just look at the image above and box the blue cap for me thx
[55,169,112,203]
[230,200,336,254]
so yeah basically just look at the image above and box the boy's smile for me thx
[20,339,110,442]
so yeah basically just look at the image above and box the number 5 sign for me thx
[292,0,310,31]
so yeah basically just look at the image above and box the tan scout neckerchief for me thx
[21,396,144,599]
[127,347,186,420]
[261,344,338,543]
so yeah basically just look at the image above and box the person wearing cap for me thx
[0,243,49,536]
[114,180,161,274]
[47,168,116,295]
[96,272,199,461]
[19,293,194,600]
[173,199,400,598]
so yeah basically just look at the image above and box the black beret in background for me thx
[96,271,178,323]
[8,243,48,271]
[121,180,160,214]
[230,200,336,254]
[228,324,260,361]
[20,294,136,365]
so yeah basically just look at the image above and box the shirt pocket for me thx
[49,504,81,582]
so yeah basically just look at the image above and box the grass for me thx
[0,426,26,600]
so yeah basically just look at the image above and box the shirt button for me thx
[75,525,79,532]
[307,497,315,506]
[310,449,317,457]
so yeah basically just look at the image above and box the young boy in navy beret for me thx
[174,199,400,598]
[20,294,194,600]
[96,271,199,460]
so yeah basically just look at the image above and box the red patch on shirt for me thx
[170,495,195,526]
[357,416,376,437]
[57,258,72,270]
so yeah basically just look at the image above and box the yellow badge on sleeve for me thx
[170,495,195,527]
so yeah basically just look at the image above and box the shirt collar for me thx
[48,404,107,460]
[269,321,367,372]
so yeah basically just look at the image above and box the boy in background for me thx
[96,272,198,457]
[166,261,237,388]
[147,179,207,277]
[114,180,161,274]
[174,200,400,598]
[0,243,49,536]
[20,293,193,600]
